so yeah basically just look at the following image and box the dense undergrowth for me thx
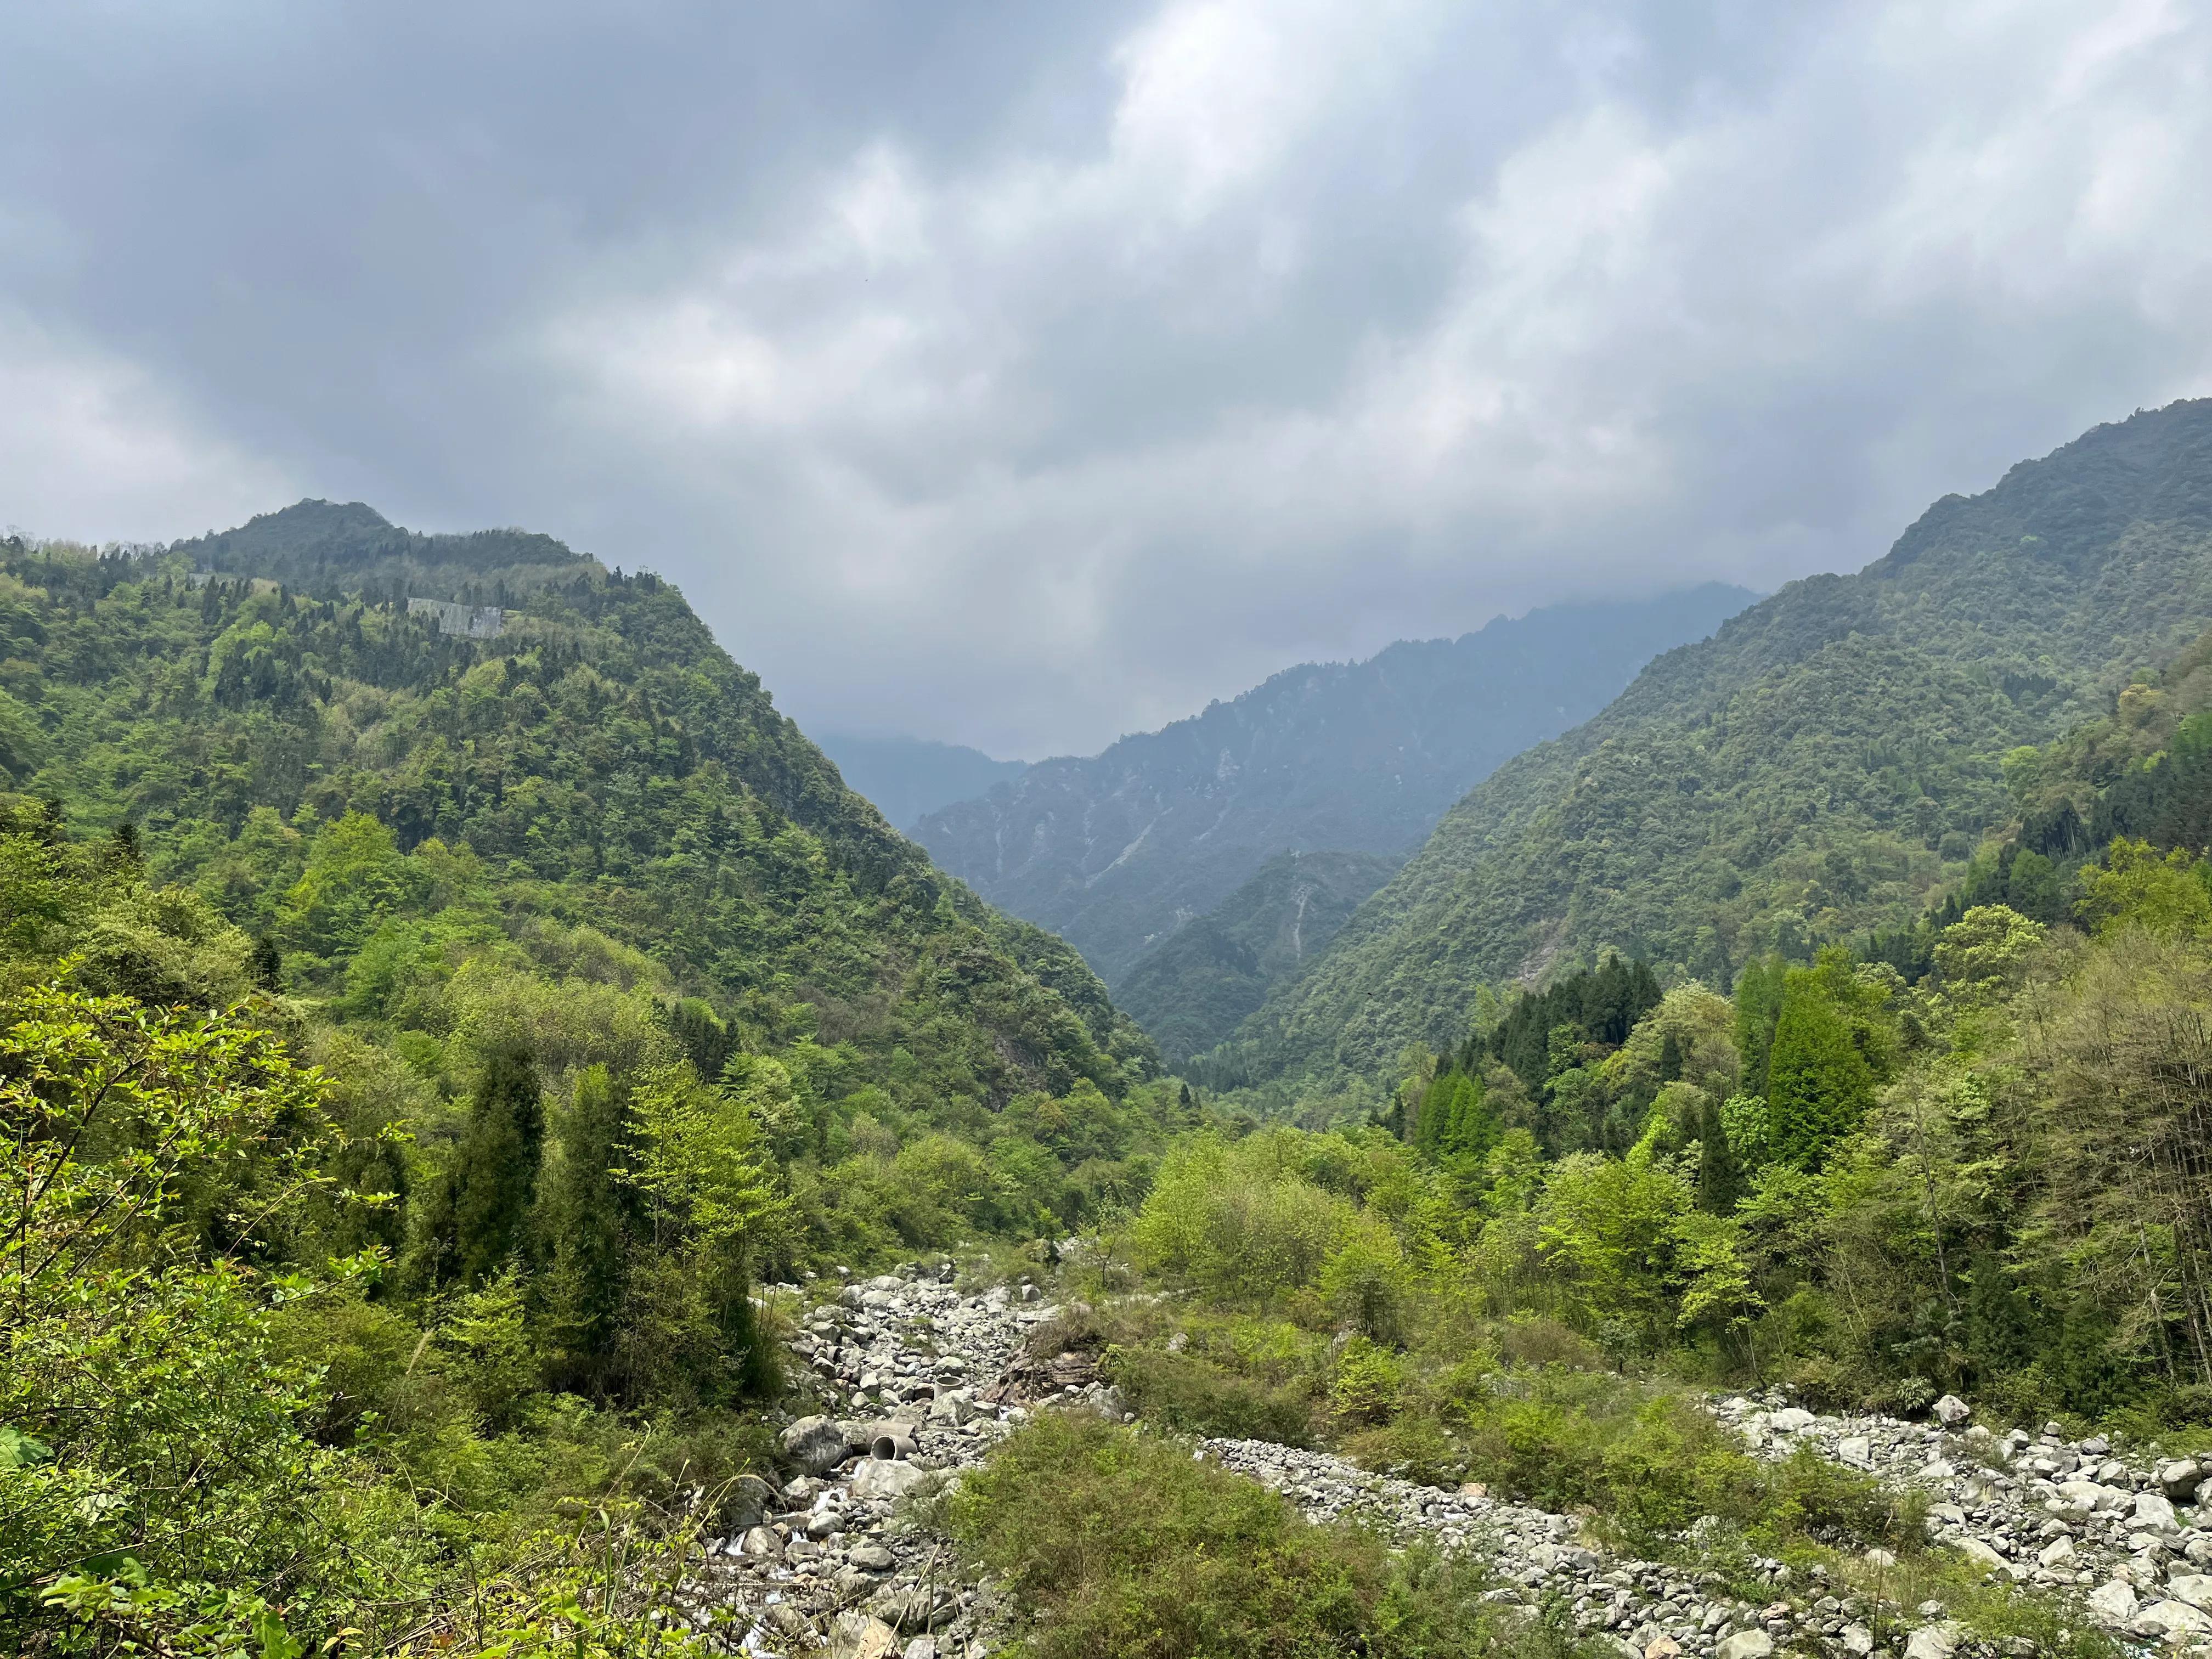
[941,1412,1584,1659]
[0,518,1188,1656]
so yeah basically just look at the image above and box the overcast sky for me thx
[4,2,2209,758]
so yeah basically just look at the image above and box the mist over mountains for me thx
[1208,398,2212,1097]
[911,586,1756,987]
[814,733,1029,833]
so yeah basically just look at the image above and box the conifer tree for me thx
[1765,973,1873,1170]
[447,1044,545,1286]
[1697,1096,1740,1212]
[537,1064,630,1390]
[1733,955,1788,1096]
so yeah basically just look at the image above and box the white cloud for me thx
[0,312,291,543]
[3,0,2210,755]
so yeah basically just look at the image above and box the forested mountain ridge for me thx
[1208,398,2212,1098]
[1,502,1210,1655]
[913,584,1754,986]
[1115,848,1398,1065]
[0,499,1156,1128]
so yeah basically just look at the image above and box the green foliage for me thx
[1214,399,2212,1095]
[435,1043,546,1287]
[1119,850,1400,1066]
[1105,1345,1316,1444]
[945,1413,1533,1659]
[1765,965,1876,1170]
[0,513,1195,1654]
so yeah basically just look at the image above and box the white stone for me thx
[1768,1408,1815,1432]
[2087,1580,2139,1625]
[850,1457,931,1500]
[2039,1536,2076,1567]
[1714,1632,1773,1659]
[1955,1537,2008,1572]
[828,1611,902,1659]
[1841,1625,1874,1656]
[1933,1394,1971,1425]
[2138,1492,2180,1530]
[2135,1600,2212,1639]
[1903,1621,1962,1659]
[2168,1574,2212,1611]
[1837,1435,1873,1466]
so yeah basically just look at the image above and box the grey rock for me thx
[2137,1491,2180,1530]
[2168,1573,2212,1611]
[2086,1580,2138,1626]
[1932,1394,1971,1426]
[851,1457,931,1500]
[828,1611,902,1659]
[1903,1621,1962,1659]
[1714,1632,1773,1659]
[783,1414,850,1476]
[1955,1537,2008,1573]
[2157,1458,2203,1501]
[724,1472,777,1531]
[2134,1600,2212,1639]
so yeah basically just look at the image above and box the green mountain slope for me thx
[1,501,1154,1111]
[914,585,1754,985]
[1211,399,2212,1096]
[1115,848,1398,1065]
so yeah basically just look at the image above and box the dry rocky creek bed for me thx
[676,1266,2212,1659]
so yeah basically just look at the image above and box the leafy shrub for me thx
[1331,1337,1406,1424]
[1106,1346,1314,1445]
[946,1412,1548,1659]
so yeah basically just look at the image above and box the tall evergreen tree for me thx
[447,1045,546,1286]
[1697,1096,1741,1213]
[536,1064,631,1392]
[1765,973,1874,1171]
[1414,1069,1498,1164]
[1733,955,1789,1097]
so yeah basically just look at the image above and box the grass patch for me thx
[1832,1544,2121,1659]
[945,1413,1594,1659]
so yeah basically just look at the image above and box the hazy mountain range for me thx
[911,586,1758,988]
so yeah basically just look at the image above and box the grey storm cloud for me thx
[3,1,2210,757]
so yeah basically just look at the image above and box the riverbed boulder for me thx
[783,1414,850,1475]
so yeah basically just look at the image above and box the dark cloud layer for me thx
[4,2,2208,757]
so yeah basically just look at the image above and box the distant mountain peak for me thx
[174,500,591,600]
[913,584,1756,988]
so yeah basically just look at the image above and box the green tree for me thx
[435,1045,546,1286]
[1696,1096,1740,1214]
[535,1064,631,1390]
[279,811,428,957]
[1733,956,1788,1098]
[2076,837,2212,941]
[1765,971,1874,1171]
